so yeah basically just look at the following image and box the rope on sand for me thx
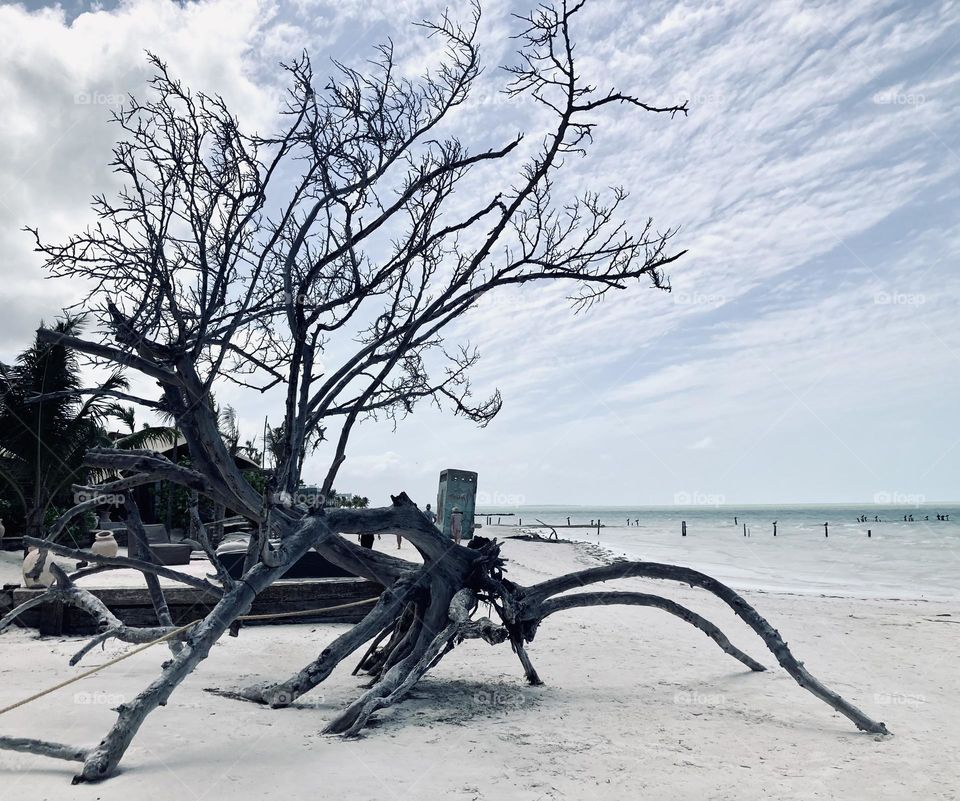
[0,596,380,717]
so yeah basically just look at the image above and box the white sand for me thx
[0,535,956,799]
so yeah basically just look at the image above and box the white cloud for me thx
[2,0,958,504]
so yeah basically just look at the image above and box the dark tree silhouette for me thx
[0,315,127,541]
[0,1,888,783]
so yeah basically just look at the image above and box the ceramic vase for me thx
[90,530,119,559]
[22,546,55,588]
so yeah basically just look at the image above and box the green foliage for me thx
[43,504,96,548]
[153,455,270,530]
[0,315,125,539]
[243,468,268,496]
[326,489,370,509]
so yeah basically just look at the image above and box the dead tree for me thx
[0,1,888,784]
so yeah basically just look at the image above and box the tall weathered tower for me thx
[436,469,478,540]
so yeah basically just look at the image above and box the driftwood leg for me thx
[73,518,328,782]
[227,588,409,706]
[536,591,766,672]
[520,562,888,734]
[124,494,180,654]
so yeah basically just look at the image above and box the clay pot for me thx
[90,530,119,559]
[22,546,55,588]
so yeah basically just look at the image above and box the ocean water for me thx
[474,504,960,601]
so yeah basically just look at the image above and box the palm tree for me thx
[0,315,127,541]
[108,405,178,451]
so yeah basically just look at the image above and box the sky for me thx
[0,0,958,507]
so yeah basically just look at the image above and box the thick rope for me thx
[0,596,379,717]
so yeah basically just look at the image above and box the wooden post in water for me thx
[867,529,871,538]
[824,522,829,538]
[743,523,747,537]
[597,519,601,540]
[681,520,687,537]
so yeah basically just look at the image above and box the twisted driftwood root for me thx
[514,562,890,735]
[0,496,889,785]
[0,737,90,762]
[323,589,508,737]
[0,565,193,666]
[534,591,766,673]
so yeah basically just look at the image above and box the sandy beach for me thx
[0,534,956,800]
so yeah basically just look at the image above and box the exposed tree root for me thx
[0,497,890,784]
[0,736,89,762]
[324,590,507,736]
[228,585,413,706]
[535,591,766,672]
[0,565,193,664]
[68,516,332,783]
[515,562,889,734]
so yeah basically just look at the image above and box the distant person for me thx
[359,532,378,549]
[400,503,438,550]
[450,506,464,544]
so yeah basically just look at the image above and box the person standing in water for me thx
[450,506,464,545]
